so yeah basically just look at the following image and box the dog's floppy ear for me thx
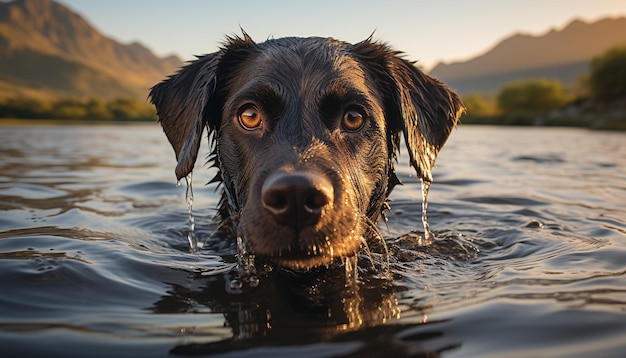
[353,40,464,182]
[387,56,464,182]
[149,33,256,180]
[149,54,222,180]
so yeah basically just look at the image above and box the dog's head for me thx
[150,34,463,269]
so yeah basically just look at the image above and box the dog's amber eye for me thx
[238,105,262,130]
[341,109,365,132]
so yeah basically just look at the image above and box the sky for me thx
[60,0,626,71]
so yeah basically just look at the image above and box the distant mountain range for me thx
[1,0,625,99]
[0,0,182,99]
[430,17,626,94]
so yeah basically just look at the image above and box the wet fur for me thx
[150,33,464,270]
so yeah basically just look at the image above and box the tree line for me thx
[0,97,155,121]
[462,46,626,129]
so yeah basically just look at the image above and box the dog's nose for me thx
[261,171,334,229]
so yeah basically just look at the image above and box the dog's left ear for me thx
[149,54,222,180]
[353,41,465,182]
[149,33,256,180]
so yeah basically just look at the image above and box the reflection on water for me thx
[160,266,402,355]
[0,123,625,357]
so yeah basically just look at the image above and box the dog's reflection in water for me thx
[151,261,404,354]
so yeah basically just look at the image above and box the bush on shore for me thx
[0,96,156,121]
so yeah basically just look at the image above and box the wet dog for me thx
[150,33,463,270]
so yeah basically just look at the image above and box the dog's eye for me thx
[238,105,263,130]
[341,108,365,132]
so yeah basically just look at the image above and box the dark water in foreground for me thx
[0,124,624,357]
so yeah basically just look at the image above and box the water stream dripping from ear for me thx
[345,255,358,286]
[420,178,435,242]
[184,173,198,254]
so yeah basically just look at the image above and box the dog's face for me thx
[218,38,393,269]
[150,34,464,270]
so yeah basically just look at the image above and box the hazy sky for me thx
[61,0,626,71]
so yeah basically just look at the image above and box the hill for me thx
[430,17,626,94]
[0,0,182,99]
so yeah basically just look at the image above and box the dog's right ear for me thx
[351,39,464,183]
[149,54,222,180]
[149,33,256,180]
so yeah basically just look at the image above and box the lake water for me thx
[0,123,624,357]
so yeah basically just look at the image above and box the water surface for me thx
[0,124,624,357]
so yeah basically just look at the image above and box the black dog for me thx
[150,33,463,270]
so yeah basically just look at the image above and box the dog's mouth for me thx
[253,235,364,270]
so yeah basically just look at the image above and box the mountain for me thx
[4,1,624,100]
[430,17,626,95]
[0,0,182,99]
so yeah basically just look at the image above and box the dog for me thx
[150,33,463,270]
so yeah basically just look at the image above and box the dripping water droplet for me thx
[229,279,243,291]
[224,237,258,292]
[344,255,358,286]
[420,178,434,242]
[236,236,256,277]
[185,173,198,253]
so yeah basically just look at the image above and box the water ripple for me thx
[0,125,625,357]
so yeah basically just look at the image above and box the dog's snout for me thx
[262,171,334,229]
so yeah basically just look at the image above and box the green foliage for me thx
[0,97,155,121]
[85,99,113,121]
[462,94,499,117]
[496,79,573,114]
[588,46,626,101]
[107,98,155,120]
[0,97,52,118]
[51,98,88,120]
